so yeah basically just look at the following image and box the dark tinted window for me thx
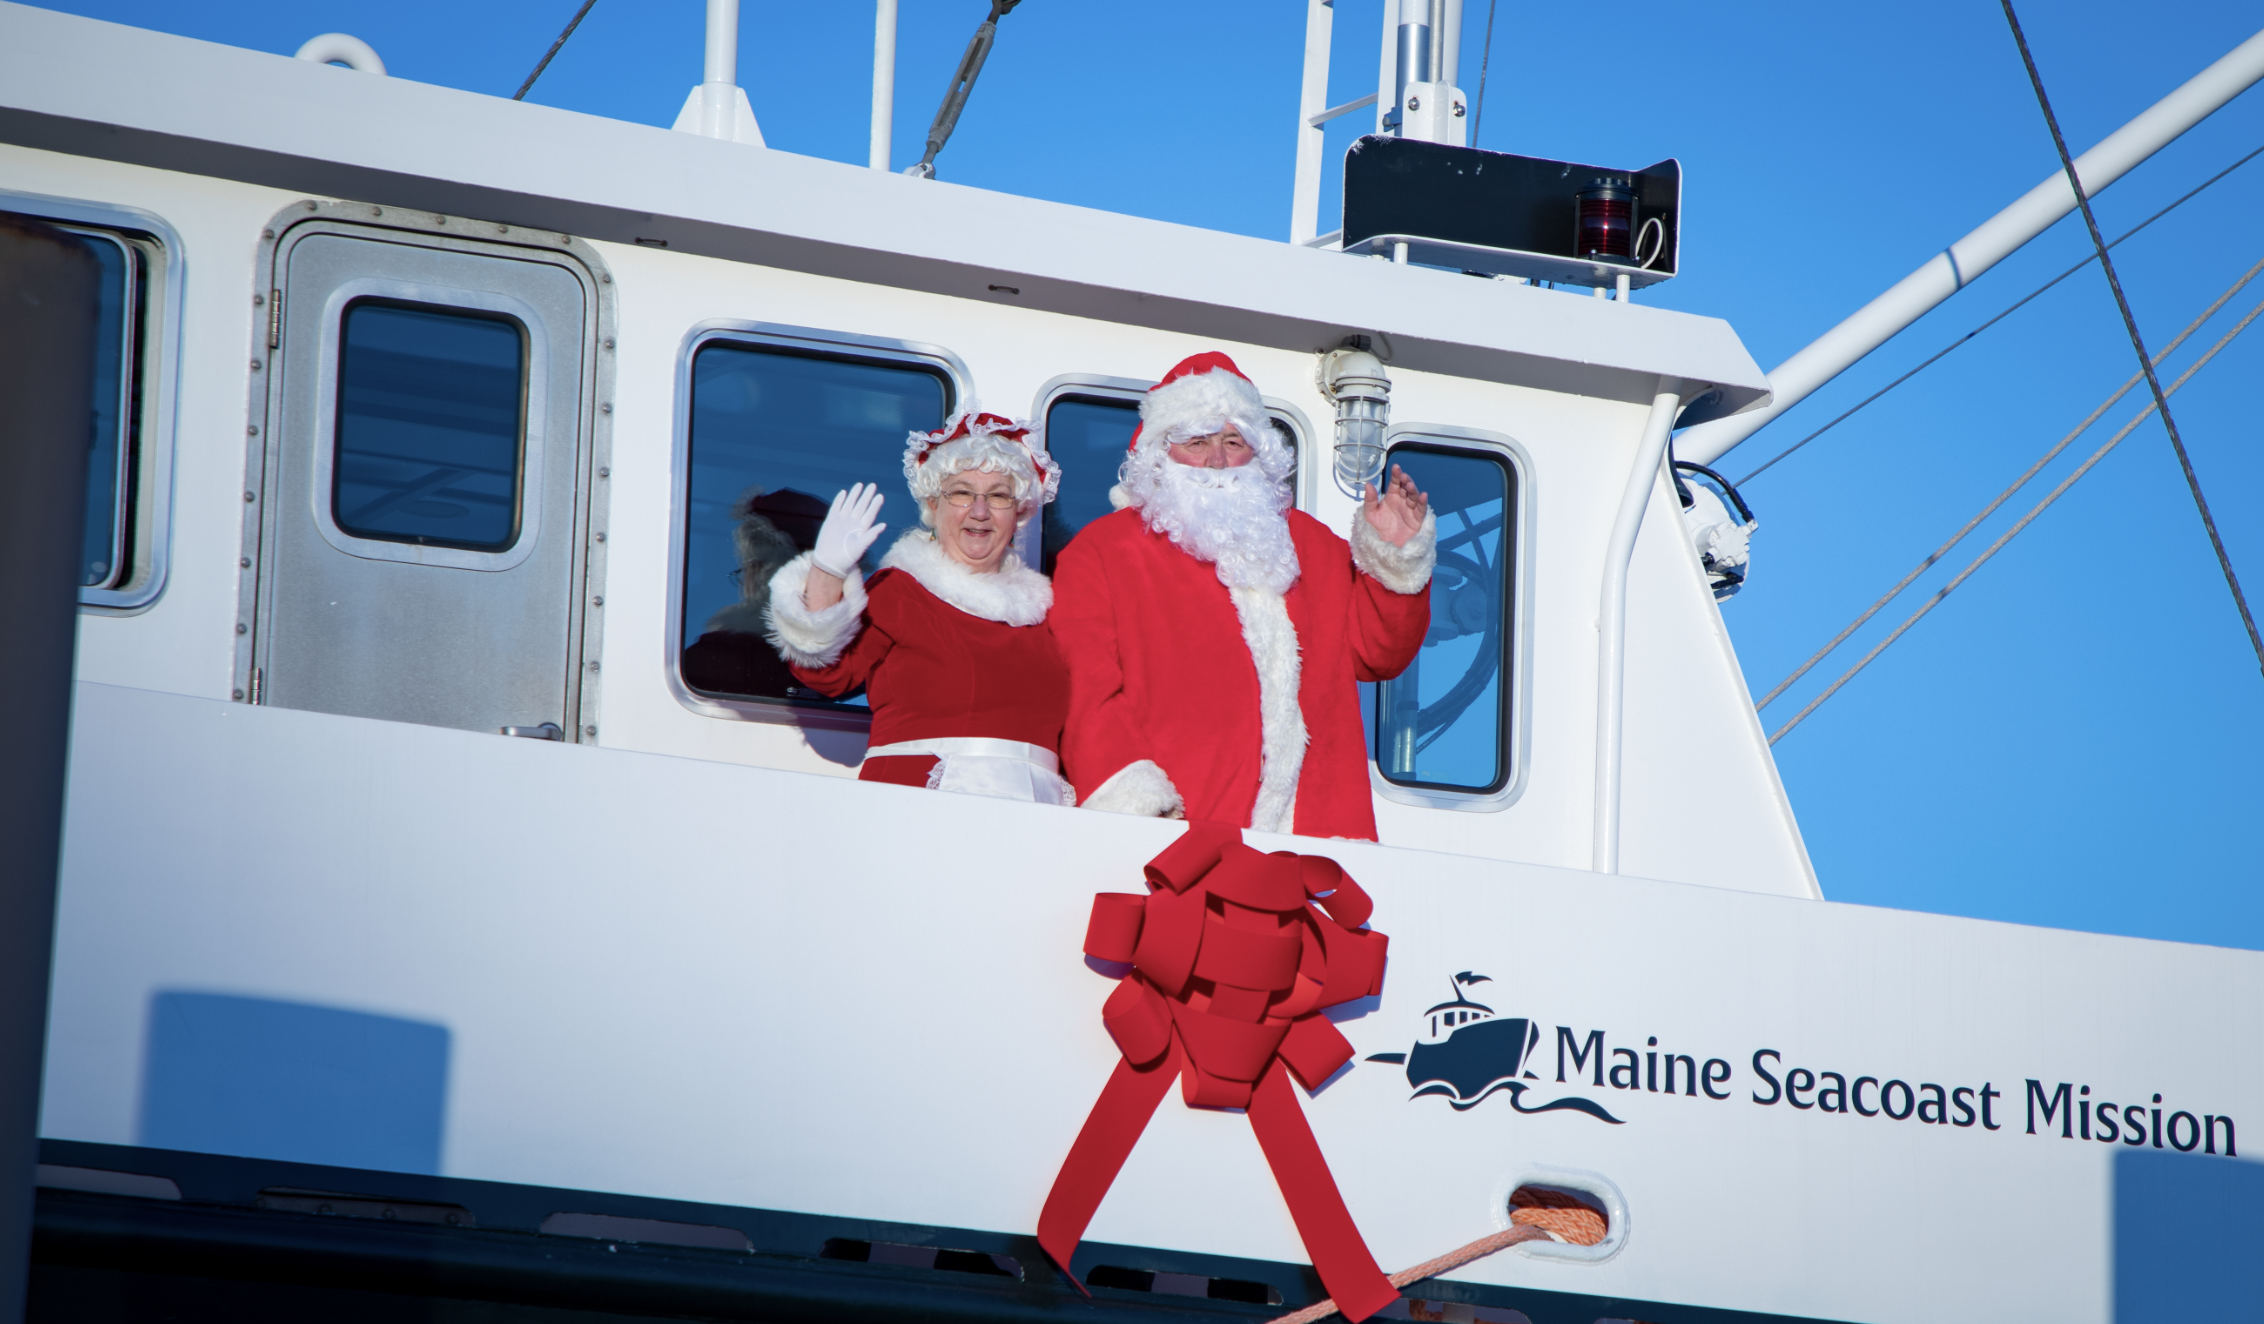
[333,301,526,550]
[1039,396,1137,574]
[680,341,951,705]
[1372,444,1514,793]
[58,228,141,588]
[1039,394,1300,575]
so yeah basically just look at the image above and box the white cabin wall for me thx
[2,138,1814,897]
[2,143,292,702]
[1617,468,1820,897]
[1354,376,1635,870]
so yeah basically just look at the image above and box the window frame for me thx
[313,284,548,569]
[1367,425,1536,813]
[4,189,186,615]
[1030,374,1319,521]
[666,320,970,731]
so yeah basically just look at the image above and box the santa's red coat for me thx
[1052,509,1429,840]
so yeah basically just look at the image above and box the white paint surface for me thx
[44,683,2264,1324]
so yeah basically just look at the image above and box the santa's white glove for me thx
[811,482,886,580]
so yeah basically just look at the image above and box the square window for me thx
[1373,443,1515,794]
[332,300,527,551]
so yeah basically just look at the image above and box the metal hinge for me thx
[248,667,263,705]
[266,288,282,348]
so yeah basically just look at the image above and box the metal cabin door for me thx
[251,223,594,739]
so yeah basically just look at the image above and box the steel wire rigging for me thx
[1757,255,2264,717]
[1732,140,2264,488]
[513,0,599,101]
[2001,0,2264,676]
[1768,280,2264,744]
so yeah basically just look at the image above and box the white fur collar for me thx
[878,530,1052,626]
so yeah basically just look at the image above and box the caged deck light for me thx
[1318,343,1391,497]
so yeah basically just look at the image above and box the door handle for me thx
[501,722,565,741]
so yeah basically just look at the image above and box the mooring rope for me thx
[1269,1225,1555,1324]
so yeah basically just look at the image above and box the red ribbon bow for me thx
[1037,823,1399,1323]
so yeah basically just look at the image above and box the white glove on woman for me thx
[810,482,887,580]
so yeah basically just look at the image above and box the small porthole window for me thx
[332,299,529,552]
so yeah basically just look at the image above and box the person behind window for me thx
[681,487,829,699]
[764,411,1073,804]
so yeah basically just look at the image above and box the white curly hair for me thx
[903,409,1061,528]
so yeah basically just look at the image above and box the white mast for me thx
[869,0,897,170]
[671,0,765,147]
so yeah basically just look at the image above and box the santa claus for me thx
[1054,352,1435,839]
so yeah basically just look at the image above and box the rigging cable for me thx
[1732,140,2264,487]
[1470,0,1500,149]
[905,0,1023,180]
[512,0,599,101]
[1768,285,2264,745]
[2002,0,2264,677]
[1757,255,2264,713]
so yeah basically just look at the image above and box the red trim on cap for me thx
[909,411,1030,467]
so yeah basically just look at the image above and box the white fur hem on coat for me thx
[1081,759,1183,818]
[1230,586,1306,834]
[878,530,1051,625]
[1350,508,1438,595]
[764,552,867,668]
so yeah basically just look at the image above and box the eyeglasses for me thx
[1169,430,1252,455]
[940,489,1019,511]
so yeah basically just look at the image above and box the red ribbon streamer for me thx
[1037,823,1398,1323]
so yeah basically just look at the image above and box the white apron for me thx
[862,737,1076,807]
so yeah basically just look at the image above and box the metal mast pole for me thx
[870,0,897,170]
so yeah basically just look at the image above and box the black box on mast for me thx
[1340,137,1681,291]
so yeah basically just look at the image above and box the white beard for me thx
[1119,451,1300,595]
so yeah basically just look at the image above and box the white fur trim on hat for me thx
[877,529,1051,626]
[1350,507,1438,595]
[1137,368,1285,474]
[1081,759,1184,819]
[764,552,867,668]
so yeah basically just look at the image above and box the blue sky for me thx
[37,1,2264,949]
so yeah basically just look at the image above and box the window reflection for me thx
[680,342,951,705]
[55,227,141,589]
[1373,444,1513,793]
[333,301,526,551]
[1039,396,1137,575]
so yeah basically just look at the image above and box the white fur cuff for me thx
[764,552,868,668]
[1350,508,1438,595]
[1080,759,1183,819]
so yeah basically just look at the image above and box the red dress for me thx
[1050,507,1433,840]
[778,538,1069,791]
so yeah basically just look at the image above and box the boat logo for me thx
[1364,974,1623,1122]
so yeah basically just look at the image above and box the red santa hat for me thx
[1129,352,1279,461]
